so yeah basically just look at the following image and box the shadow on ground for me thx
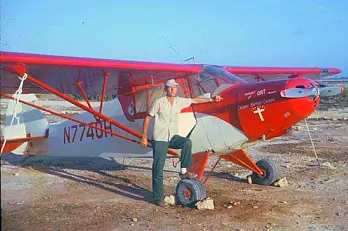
[2,154,125,171]
[1,154,248,203]
[1,153,175,173]
[1,154,156,203]
[210,171,246,183]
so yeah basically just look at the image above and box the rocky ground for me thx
[1,90,348,231]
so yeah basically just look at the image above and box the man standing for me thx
[140,79,222,206]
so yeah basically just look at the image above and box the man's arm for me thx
[140,99,159,147]
[140,115,152,148]
[191,95,223,104]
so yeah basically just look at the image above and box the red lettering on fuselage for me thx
[62,120,114,144]
[63,127,70,144]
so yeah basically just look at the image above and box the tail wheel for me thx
[251,159,278,185]
[175,178,206,206]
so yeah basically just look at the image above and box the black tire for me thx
[175,178,207,206]
[191,178,207,199]
[251,159,278,185]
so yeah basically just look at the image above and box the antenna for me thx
[184,56,195,63]
[162,36,182,61]
[162,36,196,64]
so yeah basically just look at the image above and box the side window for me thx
[190,74,220,97]
[134,86,165,114]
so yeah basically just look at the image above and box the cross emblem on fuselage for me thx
[253,107,265,121]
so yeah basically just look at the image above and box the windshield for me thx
[199,65,247,84]
[190,65,246,97]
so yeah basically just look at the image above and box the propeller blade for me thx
[280,88,319,98]
[281,86,344,98]
[319,87,344,97]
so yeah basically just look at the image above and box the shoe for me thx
[179,172,198,179]
[154,199,166,207]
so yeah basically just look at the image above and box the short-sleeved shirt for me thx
[148,97,192,142]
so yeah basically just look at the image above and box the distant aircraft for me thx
[0,52,343,205]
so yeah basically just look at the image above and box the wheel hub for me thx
[184,189,192,199]
[257,169,267,179]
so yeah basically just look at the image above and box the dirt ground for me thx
[1,99,348,230]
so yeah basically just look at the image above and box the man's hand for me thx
[212,95,223,102]
[141,115,152,148]
[140,135,148,148]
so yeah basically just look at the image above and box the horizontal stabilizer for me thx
[0,133,47,155]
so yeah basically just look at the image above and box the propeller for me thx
[280,86,344,98]
[319,86,344,97]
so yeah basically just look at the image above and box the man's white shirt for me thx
[148,97,192,142]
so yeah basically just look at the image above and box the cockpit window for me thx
[191,65,247,97]
[200,65,247,84]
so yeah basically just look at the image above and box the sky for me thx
[1,0,347,76]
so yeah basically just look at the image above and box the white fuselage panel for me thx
[25,99,249,157]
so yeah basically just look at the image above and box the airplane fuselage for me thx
[19,77,319,158]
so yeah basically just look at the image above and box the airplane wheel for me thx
[251,159,278,185]
[175,178,206,206]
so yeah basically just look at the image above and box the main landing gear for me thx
[219,150,279,186]
[175,150,279,206]
[175,178,206,206]
[251,159,278,185]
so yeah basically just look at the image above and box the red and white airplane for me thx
[0,52,344,204]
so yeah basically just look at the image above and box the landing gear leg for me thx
[221,150,278,186]
[250,159,278,185]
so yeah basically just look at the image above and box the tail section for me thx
[1,94,48,154]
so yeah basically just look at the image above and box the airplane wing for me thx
[0,52,341,95]
[224,66,341,82]
[0,52,202,95]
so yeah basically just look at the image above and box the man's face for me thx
[165,86,178,97]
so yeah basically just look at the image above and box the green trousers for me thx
[152,135,193,201]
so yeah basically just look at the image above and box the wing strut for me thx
[99,72,110,114]
[0,93,141,144]
[76,81,99,121]
[4,65,180,157]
